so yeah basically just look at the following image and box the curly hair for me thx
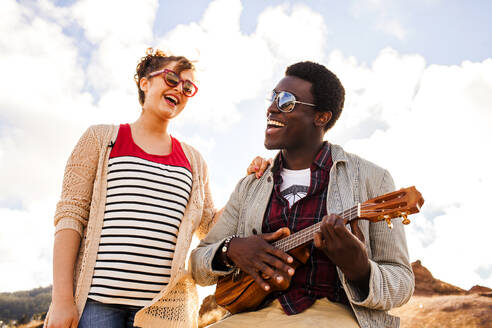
[134,48,195,106]
[285,61,345,131]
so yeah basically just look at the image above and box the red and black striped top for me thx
[88,124,192,306]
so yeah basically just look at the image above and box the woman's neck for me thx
[130,111,172,156]
[133,110,169,136]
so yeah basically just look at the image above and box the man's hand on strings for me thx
[313,214,370,292]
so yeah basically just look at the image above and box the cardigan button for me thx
[267,177,272,182]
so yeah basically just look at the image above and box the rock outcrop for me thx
[412,260,467,296]
[389,260,492,328]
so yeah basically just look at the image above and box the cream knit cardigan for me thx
[51,124,216,328]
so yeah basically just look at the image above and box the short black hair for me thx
[285,61,345,131]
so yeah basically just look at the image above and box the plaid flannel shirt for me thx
[262,142,349,315]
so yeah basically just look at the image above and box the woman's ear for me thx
[314,111,332,129]
[139,77,149,93]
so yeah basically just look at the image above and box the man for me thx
[191,61,414,327]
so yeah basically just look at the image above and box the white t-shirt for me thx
[280,168,311,207]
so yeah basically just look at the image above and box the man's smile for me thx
[266,118,286,134]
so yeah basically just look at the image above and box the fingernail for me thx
[288,268,294,275]
[276,276,283,283]
[254,166,259,170]
[287,257,293,263]
[265,285,270,291]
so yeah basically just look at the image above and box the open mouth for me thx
[164,94,179,106]
[266,119,286,135]
[267,119,285,128]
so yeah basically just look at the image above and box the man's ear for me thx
[314,111,332,129]
[139,77,149,93]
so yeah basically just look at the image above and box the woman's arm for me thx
[47,230,81,328]
[47,126,103,327]
[191,176,246,286]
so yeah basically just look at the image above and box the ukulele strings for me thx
[272,203,397,252]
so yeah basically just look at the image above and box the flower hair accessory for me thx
[146,47,167,57]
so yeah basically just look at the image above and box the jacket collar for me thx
[330,143,349,164]
[270,143,348,170]
[271,141,337,173]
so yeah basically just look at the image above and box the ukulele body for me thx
[214,186,424,314]
[215,245,310,314]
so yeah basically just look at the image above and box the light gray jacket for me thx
[191,144,414,327]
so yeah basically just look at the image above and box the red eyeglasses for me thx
[148,69,198,97]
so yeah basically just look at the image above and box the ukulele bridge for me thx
[232,268,242,282]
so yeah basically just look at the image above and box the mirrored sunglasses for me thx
[267,90,315,112]
[149,69,198,97]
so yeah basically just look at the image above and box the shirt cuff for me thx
[55,218,84,237]
[208,237,235,276]
[342,260,380,307]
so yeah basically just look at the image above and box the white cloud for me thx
[157,0,272,128]
[377,19,407,40]
[0,202,55,292]
[70,0,158,122]
[349,0,409,40]
[255,4,328,64]
[0,0,95,205]
[327,47,426,142]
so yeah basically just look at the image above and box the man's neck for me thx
[281,141,325,170]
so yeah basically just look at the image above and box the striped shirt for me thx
[88,124,192,306]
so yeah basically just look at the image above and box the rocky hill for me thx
[199,260,492,328]
[389,260,492,328]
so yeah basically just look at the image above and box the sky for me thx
[1,0,491,303]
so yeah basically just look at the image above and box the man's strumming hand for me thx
[227,227,295,292]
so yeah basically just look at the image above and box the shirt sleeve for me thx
[194,157,218,240]
[54,126,101,237]
[342,169,415,310]
[190,176,250,286]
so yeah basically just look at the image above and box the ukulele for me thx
[214,186,424,314]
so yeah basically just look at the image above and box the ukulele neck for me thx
[271,205,359,252]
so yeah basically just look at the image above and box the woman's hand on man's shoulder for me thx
[246,156,272,179]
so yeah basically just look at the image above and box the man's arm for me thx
[313,214,371,295]
[190,176,247,286]
[341,170,414,310]
[190,175,294,290]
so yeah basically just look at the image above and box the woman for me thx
[45,48,268,328]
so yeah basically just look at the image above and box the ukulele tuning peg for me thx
[384,216,393,229]
[401,214,410,225]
